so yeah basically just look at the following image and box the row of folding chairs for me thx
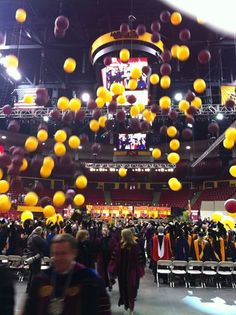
[0,255,51,281]
[157,260,236,289]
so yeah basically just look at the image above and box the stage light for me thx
[174,92,183,102]
[1,136,6,139]
[149,147,153,151]
[187,123,193,128]
[81,92,90,102]
[43,116,49,122]
[113,148,117,151]
[216,113,224,120]
[6,68,21,81]
[78,146,82,149]
[186,145,191,150]
[42,142,45,146]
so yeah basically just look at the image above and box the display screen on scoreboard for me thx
[101,57,149,105]
[118,133,147,150]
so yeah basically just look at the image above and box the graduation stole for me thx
[187,235,192,249]
[219,238,225,261]
[194,239,205,261]
[208,238,220,261]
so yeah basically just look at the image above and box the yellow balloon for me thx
[40,166,52,178]
[43,156,55,169]
[143,110,155,123]
[167,152,180,164]
[171,45,180,58]
[97,86,108,99]
[160,75,171,89]
[225,128,236,142]
[223,138,234,150]
[63,58,76,73]
[98,116,107,128]
[5,55,19,69]
[159,96,171,109]
[69,98,81,112]
[57,96,69,111]
[21,211,33,223]
[169,139,180,151]
[74,194,85,206]
[229,165,236,178]
[211,211,223,222]
[105,91,113,102]
[0,180,9,194]
[131,68,142,79]
[54,130,67,143]
[222,216,235,231]
[137,103,145,112]
[46,215,57,226]
[177,45,190,61]
[117,95,127,105]
[150,73,160,85]
[68,135,80,149]
[130,105,140,118]
[54,143,66,157]
[152,148,161,159]
[170,11,182,25]
[53,191,65,207]
[193,78,206,93]
[119,48,130,62]
[0,194,11,212]
[168,177,182,191]
[25,136,38,152]
[178,99,190,112]
[118,167,127,177]
[89,119,100,133]
[110,82,123,95]
[43,205,56,218]
[37,129,48,142]
[191,97,202,109]
[167,126,177,138]
[228,212,236,218]
[20,158,28,172]
[56,214,64,224]
[23,95,34,104]
[24,192,38,207]
[128,79,138,90]
[96,97,105,108]
[75,175,88,189]
[0,169,3,180]
[15,8,27,23]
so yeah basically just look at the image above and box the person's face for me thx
[51,242,76,273]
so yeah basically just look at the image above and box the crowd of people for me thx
[0,214,236,315]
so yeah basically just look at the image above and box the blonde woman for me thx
[108,228,145,315]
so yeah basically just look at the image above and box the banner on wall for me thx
[221,85,236,105]
[17,205,43,212]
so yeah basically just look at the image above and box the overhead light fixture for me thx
[1,136,6,139]
[78,146,82,149]
[187,123,193,128]
[113,148,117,151]
[6,68,21,81]
[186,145,191,150]
[149,147,153,151]
[216,113,224,120]
[174,92,183,102]
[42,142,45,146]
[43,116,49,122]
[81,92,90,102]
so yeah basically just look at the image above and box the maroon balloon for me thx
[140,120,150,131]
[185,115,195,124]
[62,110,75,124]
[103,56,112,66]
[185,90,196,102]
[120,23,129,35]
[35,94,49,106]
[2,104,12,115]
[91,143,101,154]
[182,128,193,140]
[10,177,23,191]
[80,133,89,145]
[12,154,23,167]
[168,110,178,121]
[151,104,159,114]
[127,94,137,104]
[151,32,161,43]
[66,189,76,198]
[8,164,19,176]
[33,181,44,196]
[108,101,117,113]
[130,118,140,132]
[142,65,151,75]
[224,199,236,214]
[208,122,219,134]
[54,27,66,38]
[39,196,52,207]
[0,153,11,167]
[161,108,170,115]
[136,24,146,36]
[225,99,235,109]
[55,16,70,31]
[50,109,61,121]
[160,10,171,23]
[198,49,211,64]
[75,110,85,122]
[7,120,20,133]
[161,49,172,63]
[160,125,167,135]
[31,155,43,169]
[160,63,172,75]
[151,21,161,32]
[87,99,97,111]
[105,119,114,130]
[179,28,191,41]
[187,106,197,116]
[116,109,126,122]
[38,122,48,131]
[12,147,25,157]
[93,109,101,120]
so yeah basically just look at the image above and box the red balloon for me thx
[130,118,140,132]
[151,21,161,32]
[160,63,172,75]
[224,199,236,213]
[12,154,23,167]
[185,90,196,102]
[161,108,170,115]
[39,196,52,207]
[87,100,97,111]
[127,94,137,104]
[116,110,126,122]
[93,109,102,120]
[198,49,211,64]
[208,122,219,134]
[75,110,85,122]
[103,56,112,66]
[50,109,61,121]
[151,104,159,114]
[136,24,146,36]
[0,153,11,167]
[108,101,117,113]
[161,49,172,63]
[185,115,195,124]
[55,16,69,31]
[33,181,44,196]
[168,110,178,121]
[151,32,161,43]
[225,99,235,109]
[140,120,150,131]
[160,10,171,23]
[2,104,12,115]
[179,28,191,41]
[182,128,193,140]
[187,106,197,116]
[142,65,151,75]
[62,110,75,124]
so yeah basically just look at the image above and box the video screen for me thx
[118,133,147,150]
[101,57,149,105]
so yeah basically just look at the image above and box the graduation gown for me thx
[152,234,172,261]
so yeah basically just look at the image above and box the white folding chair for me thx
[187,260,203,288]
[217,261,234,288]
[172,260,188,287]
[202,261,219,288]
[157,260,173,287]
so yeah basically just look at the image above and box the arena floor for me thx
[15,269,236,315]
